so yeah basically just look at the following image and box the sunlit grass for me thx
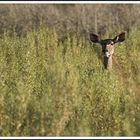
[0,27,140,136]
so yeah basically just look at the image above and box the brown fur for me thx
[90,32,126,70]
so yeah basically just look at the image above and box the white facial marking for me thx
[111,41,114,45]
[105,52,110,57]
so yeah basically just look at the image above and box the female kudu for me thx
[90,32,126,70]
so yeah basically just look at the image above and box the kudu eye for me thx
[110,42,114,45]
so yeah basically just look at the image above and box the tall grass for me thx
[0,27,140,136]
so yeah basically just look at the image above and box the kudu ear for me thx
[90,33,101,43]
[113,32,126,43]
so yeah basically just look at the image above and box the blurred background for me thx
[0,4,140,37]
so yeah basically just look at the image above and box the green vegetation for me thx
[0,27,140,136]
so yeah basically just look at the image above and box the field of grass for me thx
[0,27,140,136]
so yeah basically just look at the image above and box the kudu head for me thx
[90,32,126,70]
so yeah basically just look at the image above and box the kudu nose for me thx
[104,49,110,58]
[105,51,110,58]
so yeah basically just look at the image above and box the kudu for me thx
[90,32,126,70]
